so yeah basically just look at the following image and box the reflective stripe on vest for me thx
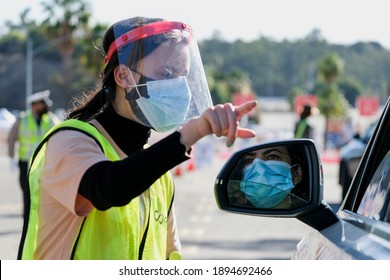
[18,111,54,161]
[20,119,174,260]
[295,119,308,138]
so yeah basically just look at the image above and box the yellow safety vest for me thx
[19,119,175,260]
[18,110,55,161]
[295,119,309,138]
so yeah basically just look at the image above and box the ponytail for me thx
[65,58,117,121]
[65,89,108,121]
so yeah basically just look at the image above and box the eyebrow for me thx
[262,148,284,156]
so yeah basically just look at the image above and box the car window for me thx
[357,150,390,220]
[361,123,376,144]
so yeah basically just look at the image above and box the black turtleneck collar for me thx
[96,105,151,155]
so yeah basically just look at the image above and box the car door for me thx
[294,97,390,259]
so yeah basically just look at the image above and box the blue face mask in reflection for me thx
[240,158,294,208]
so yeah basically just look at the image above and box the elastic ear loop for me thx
[127,68,143,99]
[290,164,298,170]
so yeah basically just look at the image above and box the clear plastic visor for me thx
[110,20,213,129]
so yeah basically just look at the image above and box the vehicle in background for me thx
[214,97,390,259]
[0,108,16,155]
[338,122,376,199]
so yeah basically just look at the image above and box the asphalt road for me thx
[0,110,344,260]
[0,149,342,260]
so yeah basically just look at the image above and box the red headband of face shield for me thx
[104,21,192,64]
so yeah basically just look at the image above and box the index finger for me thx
[235,100,258,119]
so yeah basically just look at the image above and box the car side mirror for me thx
[214,139,324,217]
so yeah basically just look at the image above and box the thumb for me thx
[237,127,257,139]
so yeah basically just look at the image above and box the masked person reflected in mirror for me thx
[228,144,309,209]
[17,17,257,260]
[7,90,60,218]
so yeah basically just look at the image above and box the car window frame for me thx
[356,150,390,220]
[341,98,390,220]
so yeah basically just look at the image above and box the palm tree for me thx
[318,52,344,83]
[316,52,349,149]
[40,0,91,108]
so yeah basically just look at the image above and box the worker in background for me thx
[7,90,60,216]
[294,104,314,139]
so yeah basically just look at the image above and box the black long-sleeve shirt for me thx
[78,105,190,210]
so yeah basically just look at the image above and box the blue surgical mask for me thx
[135,76,192,132]
[240,158,295,208]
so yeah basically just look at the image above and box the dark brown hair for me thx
[65,17,164,121]
[300,104,312,119]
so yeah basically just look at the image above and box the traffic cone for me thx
[321,149,340,164]
[187,160,195,172]
[174,166,183,176]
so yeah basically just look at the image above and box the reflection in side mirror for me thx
[215,139,323,217]
[227,143,309,210]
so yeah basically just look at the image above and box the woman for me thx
[294,104,314,139]
[228,144,307,209]
[17,17,257,260]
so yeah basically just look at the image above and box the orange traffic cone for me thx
[174,166,183,176]
[187,161,195,172]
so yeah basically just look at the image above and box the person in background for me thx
[18,16,257,260]
[7,90,60,217]
[294,104,314,139]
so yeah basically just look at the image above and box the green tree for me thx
[338,77,363,105]
[78,23,108,79]
[287,86,305,110]
[206,66,250,104]
[317,52,344,83]
[40,0,91,107]
[315,52,349,149]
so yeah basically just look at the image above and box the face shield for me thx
[105,19,213,132]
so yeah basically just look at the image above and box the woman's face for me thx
[113,41,190,120]
[136,41,190,79]
[242,146,292,167]
[240,145,303,185]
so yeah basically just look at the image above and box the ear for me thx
[292,164,303,185]
[114,65,133,88]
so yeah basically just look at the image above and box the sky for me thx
[1,0,390,49]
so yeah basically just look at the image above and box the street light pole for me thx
[25,33,72,110]
[25,36,33,110]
